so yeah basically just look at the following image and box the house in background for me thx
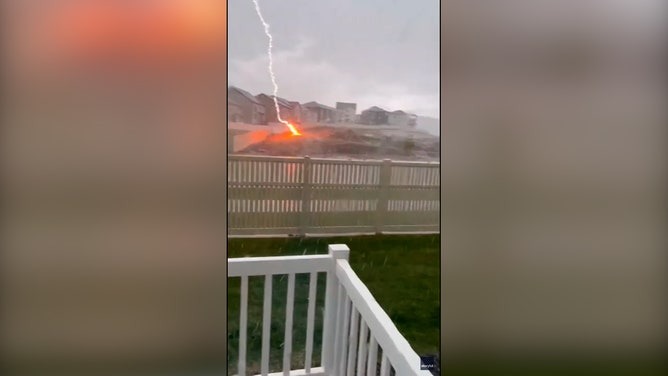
[228,86,267,125]
[407,113,418,127]
[360,106,389,125]
[289,101,304,124]
[336,102,357,123]
[336,110,347,123]
[388,110,418,127]
[303,101,338,123]
[256,93,300,124]
[301,104,316,123]
[388,110,410,126]
[228,98,243,123]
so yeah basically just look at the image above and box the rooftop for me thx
[229,86,262,105]
[336,102,357,109]
[364,106,388,112]
[257,93,294,108]
[304,101,337,111]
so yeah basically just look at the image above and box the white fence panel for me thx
[228,155,439,236]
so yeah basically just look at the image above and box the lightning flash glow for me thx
[251,0,301,136]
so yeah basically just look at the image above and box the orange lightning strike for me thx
[251,0,303,137]
[285,122,301,136]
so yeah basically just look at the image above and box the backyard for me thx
[227,234,440,375]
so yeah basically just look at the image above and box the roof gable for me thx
[304,101,336,111]
[336,102,357,109]
[229,86,261,105]
[364,106,387,112]
[257,93,295,108]
[273,96,293,108]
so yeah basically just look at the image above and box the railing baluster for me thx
[380,353,390,376]
[238,276,248,376]
[340,296,352,375]
[305,272,318,372]
[261,275,273,376]
[366,335,378,376]
[357,320,369,376]
[346,307,360,376]
[282,273,296,375]
[333,283,345,374]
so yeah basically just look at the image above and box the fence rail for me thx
[228,244,432,376]
[228,155,440,236]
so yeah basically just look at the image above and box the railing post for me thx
[300,156,313,236]
[376,159,392,234]
[322,244,350,373]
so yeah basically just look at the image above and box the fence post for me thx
[322,244,350,373]
[376,159,392,234]
[300,156,313,236]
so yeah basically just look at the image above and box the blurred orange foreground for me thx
[48,0,226,62]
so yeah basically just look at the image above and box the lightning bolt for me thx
[251,0,300,136]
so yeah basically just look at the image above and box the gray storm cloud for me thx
[228,0,439,118]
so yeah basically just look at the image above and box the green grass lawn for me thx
[227,234,440,375]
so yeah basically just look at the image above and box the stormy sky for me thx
[228,0,439,119]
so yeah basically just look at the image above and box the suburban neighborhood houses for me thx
[389,110,418,127]
[256,93,304,125]
[336,102,357,123]
[228,86,267,125]
[302,101,338,124]
[360,106,389,125]
[228,86,418,127]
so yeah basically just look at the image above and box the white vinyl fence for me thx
[228,244,433,376]
[228,155,439,236]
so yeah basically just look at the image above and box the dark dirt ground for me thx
[239,126,440,161]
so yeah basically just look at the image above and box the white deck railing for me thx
[228,244,433,376]
[228,155,439,237]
